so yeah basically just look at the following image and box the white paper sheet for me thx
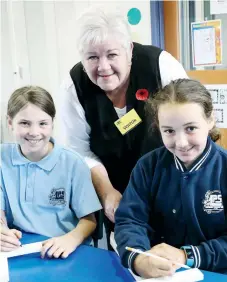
[110,232,205,282]
[0,254,9,282]
[5,242,43,258]
[193,26,216,65]
[142,268,204,282]
[191,20,222,67]
[0,242,43,282]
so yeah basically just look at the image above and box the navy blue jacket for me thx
[115,138,227,274]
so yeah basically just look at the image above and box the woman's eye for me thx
[108,53,117,59]
[88,56,98,60]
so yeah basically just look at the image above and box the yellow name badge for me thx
[114,109,142,135]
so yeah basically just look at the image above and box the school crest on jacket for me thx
[203,190,224,214]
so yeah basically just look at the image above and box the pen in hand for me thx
[126,246,190,269]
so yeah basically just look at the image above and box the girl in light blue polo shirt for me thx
[0,86,102,259]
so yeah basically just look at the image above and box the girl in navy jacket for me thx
[115,79,227,278]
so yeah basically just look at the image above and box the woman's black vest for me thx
[70,43,163,193]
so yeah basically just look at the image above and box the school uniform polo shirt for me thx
[0,139,102,239]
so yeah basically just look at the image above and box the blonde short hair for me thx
[77,6,132,57]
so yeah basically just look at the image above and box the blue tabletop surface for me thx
[8,233,134,282]
[8,233,227,282]
[201,270,227,282]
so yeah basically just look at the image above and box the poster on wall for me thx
[210,0,227,15]
[191,20,222,67]
[206,84,227,128]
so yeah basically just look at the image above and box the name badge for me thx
[114,109,142,135]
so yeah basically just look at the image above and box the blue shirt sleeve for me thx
[70,158,102,219]
[0,168,6,211]
[115,159,155,271]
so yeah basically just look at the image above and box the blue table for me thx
[8,233,134,282]
[201,270,227,282]
[8,233,227,282]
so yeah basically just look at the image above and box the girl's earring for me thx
[83,67,86,73]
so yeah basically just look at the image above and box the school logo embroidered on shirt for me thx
[49,188,66,206]
[202,190,223,214]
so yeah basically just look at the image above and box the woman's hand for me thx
[41,233,80,259]
[91,165,122,223]
[103,189,122,223]
[0,225,22,252]
[134,250,175,278]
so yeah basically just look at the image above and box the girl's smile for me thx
[158,103,214,168]
[8,103,54,162]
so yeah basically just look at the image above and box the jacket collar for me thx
[174,137,213,172]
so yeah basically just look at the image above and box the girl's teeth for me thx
[28,140,40,144]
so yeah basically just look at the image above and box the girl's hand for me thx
[41,233,79,259]
[134,250,175,278]
[0,225,22,252]
[151,243,186,269]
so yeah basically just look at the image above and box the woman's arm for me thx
[91,165,122,223]
[56,76,121,221]
[159,51,188,87]
[55,75,102,169]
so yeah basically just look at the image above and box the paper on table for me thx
[0,254,9,282]
[109,232,203,282]
[142,268,204,282]
[5,242,43,258]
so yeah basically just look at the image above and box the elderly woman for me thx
[57,6,188,247]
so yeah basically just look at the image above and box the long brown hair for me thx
[146,79,220,142]
[7,86,56,120]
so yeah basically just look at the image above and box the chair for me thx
[92,210,104,248]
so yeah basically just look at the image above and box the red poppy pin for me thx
[135,89,149,101]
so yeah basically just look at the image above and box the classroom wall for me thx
[1,0,152,142]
